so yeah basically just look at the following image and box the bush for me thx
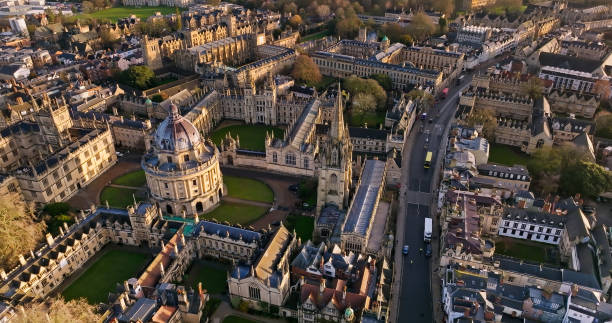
[43,203,71,217]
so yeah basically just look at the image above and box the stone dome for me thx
[154,104,201,152]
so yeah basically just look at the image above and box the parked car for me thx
[402,245,410,255]
[288,184,299,192]
[425,244,432,257]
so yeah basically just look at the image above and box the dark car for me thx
[425,244,432,257]
[289,184,299,192]
[428,118,433,123]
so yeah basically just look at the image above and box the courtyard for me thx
[284,215,314,242]
[495,238,560,266]
[200,202,268,225]
[208,124,284,152]
[224,175,274,203]
[184,260,230,295]
[112,170,146,187]
[348,110,386,128]
[488,144,530,166]
[100,186,145,208]
[62,248,151,304]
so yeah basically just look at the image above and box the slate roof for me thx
[348,127,387,140]
[539,52,601,73]
[193,220,261,244]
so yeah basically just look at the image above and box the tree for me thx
[527,144,591,195]
[382,23,413,45]
[99,29,119,48]
[352,93,378,114]
[433,0,454,16]
[316,4,331,19]
[343,76,387,109]
[82,1,94,13]
[596,115,612,139]
[13,298,100,323]
[0,197,45,270]
[407,12,436,41]
[118,65,155,90]
[175,8,182,31]
[93,0,106,8]
[464,108,497,141]
[369,74,392,91]
[292,55,322,85]
[283,3,298,14]
[288,15,303,28]
[593,79,611,100]
[45,9,58,23]
[521,76,544,99]
[560,161,612,198]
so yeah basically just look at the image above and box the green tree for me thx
[292,55,322,86]
[464,108,497,141]
[0,197,45,270]
[560,161,612,198]
[407,12,436,41]
[521,76,544,99]
[119,65,155,90]
[352,93,377,114]
[82,1,94,13]
[369,73,392,91]
[13,298,100,323]
[527,144,591,195]
[596,115,612,139]
[343,76,386,110]
[433,0,454,16]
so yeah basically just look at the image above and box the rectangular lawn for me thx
[62,249,150,304]
[495,240,550,264]
[488,144,530,167]
[209,125,283,152]
[185,262,229,294]
[78,6,182,22]
[201,202,267,225]
[112,170,146,187]
[224,176,273,203]
[285,215,314,242]
[100,187,144,208]
[349,110,386,128]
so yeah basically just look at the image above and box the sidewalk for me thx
[210,301,286,323]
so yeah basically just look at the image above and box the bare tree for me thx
[13,298,100,323]
[0,197,45,270]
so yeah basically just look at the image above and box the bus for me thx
[424,151,433,169]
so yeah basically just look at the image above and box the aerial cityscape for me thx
[0,0,610,322]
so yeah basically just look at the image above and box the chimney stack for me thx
[319,278,326,294]
[45,233,54,246]
[159,262,165,276]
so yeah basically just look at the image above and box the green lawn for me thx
[209,125,284,152]
[62,249,150,304]
[224,176,274,203]
[284,215,314,242]
[488,144,530,166]
[495,240,549,264]
[223,316,258,323]
[184,262,229,294]
[77,6,182,23]
[201,202,267,225]
[300,30,332,42]
[348,110,386,128]
[100,187,144,208]
[112,170,146,187]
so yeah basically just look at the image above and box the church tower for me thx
[316,85,352,215]
[142,35,163,70]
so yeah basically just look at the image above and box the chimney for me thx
[159,262,165,276]
[543,202,551,213]
[574,193,581,201]
[18,254,26,266]
[343,285,347,301]
[517,199,526,209]
[45,233,54,246]
[119,297,127,310]
[198,282,203,296]
[124,280,130,293]
[174,243,179,256]
[0,270,6,280]
[63,222,69,231]
[16,97,23,105]
[319,278,326,294]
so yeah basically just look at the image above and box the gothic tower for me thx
[316,85,352,215]
[142,35,163,70]
[34,94,73,148]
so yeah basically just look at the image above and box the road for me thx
[393,55,510,322]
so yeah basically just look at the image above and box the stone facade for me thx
[142,104,223,217]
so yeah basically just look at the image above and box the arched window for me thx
[331,149,338,165]
[330,173,338,186]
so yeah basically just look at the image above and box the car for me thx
[402,245,409,255]
[288,184,299,192]
[425,244,432,257]
[428,118,433,123]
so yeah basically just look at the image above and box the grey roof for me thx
[477,164,530,181]
[193,220,261,243]
[348,127,388,140]
[503,207,566,227]
[561,269,601,290]
[539,52,601,73]
[120,298,157,323]
[342,160,386,236]
[550,117,594,135]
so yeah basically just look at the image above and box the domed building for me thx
[142,103,223,216]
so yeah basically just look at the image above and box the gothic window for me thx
[248,286,261,300]
[331,149,338,165]
[330,174,338,186]
[272,152,277,163]
[285,154,296,165]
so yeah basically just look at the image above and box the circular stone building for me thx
[142,103,223,216]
